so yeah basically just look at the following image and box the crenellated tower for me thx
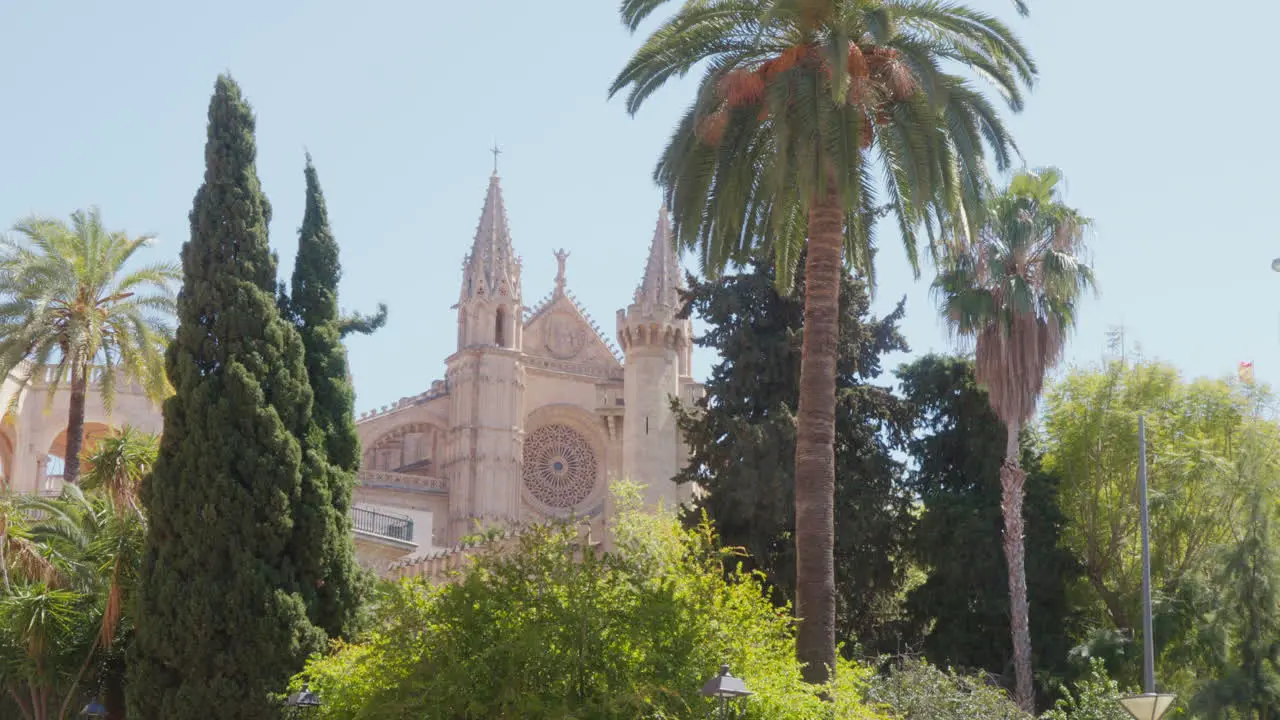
[616,206,694,508]
[443,171,526,540]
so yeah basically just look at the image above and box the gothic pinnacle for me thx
[633,204,682,309]
[459,169,520,304]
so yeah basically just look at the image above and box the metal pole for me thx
[1138,415,1155,694]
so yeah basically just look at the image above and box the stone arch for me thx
[43,421,113,491]
[521,403,608,517]
[363,422,446,474]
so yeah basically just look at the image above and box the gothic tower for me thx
[444,171,526,540]
[616,206,693,508]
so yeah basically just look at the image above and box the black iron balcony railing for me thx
[351,506,414,542]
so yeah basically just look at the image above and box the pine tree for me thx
[1192,454,1280,717]
[285,154,367,638]
[128,75,324,718]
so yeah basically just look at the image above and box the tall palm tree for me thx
[0,208,177,485]
[932,167,1092,710]
[610,0,1034,683]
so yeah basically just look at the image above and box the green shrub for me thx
[290,489,889,719]
[863,657,1028,719]
[1041,658,1132,720]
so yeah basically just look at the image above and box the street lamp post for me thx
[1117,416,1176,720]
[702,664,753,719]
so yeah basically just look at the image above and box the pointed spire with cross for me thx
[490,143,502,175]
[458,156,520,305]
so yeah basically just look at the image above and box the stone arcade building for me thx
[1,169,705,574]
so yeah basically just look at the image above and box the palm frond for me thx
[613,0,1035,292]
[933,168,1094,424]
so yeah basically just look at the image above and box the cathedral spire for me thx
[459,171,521,304]
[633,205,682,308]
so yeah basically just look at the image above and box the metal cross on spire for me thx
[490,143,502,175]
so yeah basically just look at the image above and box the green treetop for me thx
[1192,441,1280,717]
[285,154,367,639]
[128,75,324,719]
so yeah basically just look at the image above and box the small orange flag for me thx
[1239,361,1256,385]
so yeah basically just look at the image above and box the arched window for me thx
[495,307,506,347]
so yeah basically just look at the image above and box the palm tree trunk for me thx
[1001,418,1034,711]
[794,176,841,685]
[62,366,88,485]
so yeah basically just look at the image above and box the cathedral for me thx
[343,169,704,555]
[0,168,704,569]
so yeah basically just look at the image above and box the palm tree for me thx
[79,427,156,523]
[1,484,144,720]
[0,208,177,485]
[0,496,56,594]
[610,0,1034,683]
[932,167,1093,710]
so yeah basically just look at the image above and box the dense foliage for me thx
[673,256,912,653]
[1040,659,1133,720]
[897,355,1081,701]
[1040,357,1280,714]
[1190,446,1280,717]
[864,658,1028,720]
[281,155,367,640]
[0,429,154,720]
[129,75,325,718]
[661,251,1280,717]
[290,490,889,719]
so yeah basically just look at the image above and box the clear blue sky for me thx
[2,1,1274,414]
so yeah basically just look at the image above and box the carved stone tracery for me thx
[543,310,587,360]
[522,424,598,508]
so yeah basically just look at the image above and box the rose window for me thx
[523,424,598,508]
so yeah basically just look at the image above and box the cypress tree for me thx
[286,154,367,638]
[129,75,324,718]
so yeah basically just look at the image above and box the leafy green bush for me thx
[290,489,889,719]
[863,657,1028,719]
[1041,658,1137,720]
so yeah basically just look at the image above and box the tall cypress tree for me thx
[129,75,324,718]
[285,154,367,638]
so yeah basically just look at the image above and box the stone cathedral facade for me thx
[0,169,703,569]
[352,170,704,552]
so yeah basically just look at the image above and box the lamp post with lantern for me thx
[702,664,752,719]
